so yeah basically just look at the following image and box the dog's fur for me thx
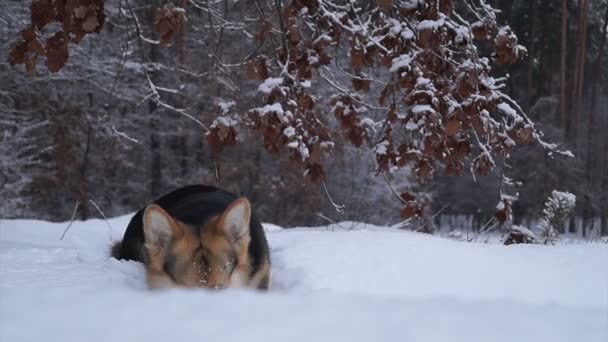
[111,185,270,290]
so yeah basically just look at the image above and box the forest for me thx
[1,0,607,238]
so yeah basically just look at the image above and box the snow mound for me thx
[0,216,606,342]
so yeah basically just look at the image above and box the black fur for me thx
[111,185,270,275]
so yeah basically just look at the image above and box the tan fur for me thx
[142,198,270,290]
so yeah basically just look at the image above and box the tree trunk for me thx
[570,0,589,146]
[148,1,162,198]
[559,0,567,130]
[496,0,515,23]
[78,124,92,220]
[178,0,187,64]
[588,6,608,105]
[575,0,589,122]
[589,5,608,116]
[603,124,608,237]
[528,0,537,110]
[586,4,608,194]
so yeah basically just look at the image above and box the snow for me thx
[374,140,389,155]
[388,18,415,40]
[258,77,283,94]
[307,54,319,65]
[299,80,311,88]
[209,116,237,128]
[217,100,236,113]
[287,141,309,161]
[497,102,516,115]
[283,126,296,139]
[497,102,522,122]
[389,53,412,72]
[359,117,375,128]
[416,76,431,87]
[412,104,436,114]
[405,119,420,130]
[510,225,539,239]
[262,103,284,115]
[1,217,607,342]
[417,18,445,31]
[259,103,291,123]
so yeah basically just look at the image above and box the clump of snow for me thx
[320,141,334,150]
[510,225,538,240]
[416,18,445,31]
[497,102,517,117]
[283,126,296,139]
[359,117,375,128]
[502,225,539,245]
[411,104,436,115]
[307,55,319,65]
[287,141,310,161]
[416,77,431,87]
[259,103,293,123]
[389,53,412,72]
[388,18,415,40]
[405,120,420,130]
[374,140,390,156]
[258,77,284,94]
[217,100,236,114]
[210,116,237,128]
[262,103,284,115]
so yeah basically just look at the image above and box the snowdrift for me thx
[0,216,606,342]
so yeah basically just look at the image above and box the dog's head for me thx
[142,198,252,289]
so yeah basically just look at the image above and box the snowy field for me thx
[0,216,606,342]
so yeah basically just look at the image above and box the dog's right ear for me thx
[143,204,182,249]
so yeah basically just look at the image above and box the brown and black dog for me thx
[111,185,270,290]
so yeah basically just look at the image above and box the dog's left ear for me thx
[217,197,251,242]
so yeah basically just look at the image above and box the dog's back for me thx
[112,185,271,289]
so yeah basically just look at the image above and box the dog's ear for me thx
[143,204,182,249]
[217,197,251,242]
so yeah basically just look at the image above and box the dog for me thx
[111,185,271,290]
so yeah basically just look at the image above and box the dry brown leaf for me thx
[82,14,100,32]
[155,5,186,46]
[376,0,393,11]
[256,20,272,43]
[45,31,69,72]
[31,0,54,29]
[445,118,460,136]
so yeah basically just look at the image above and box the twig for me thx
[321,179,345,214]
[319,67,388,111]
[315,212,347,231]
[274,0,288,56]
[112,126,141,144]
[59,201,80,240]
[212,158,221,186]
[382,172,408,204]
[124,0,210,132]
[89,200,113,241]
[478,217,497,235]
[410,203,449,232]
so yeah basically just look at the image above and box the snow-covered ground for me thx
[0,216,606,342]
